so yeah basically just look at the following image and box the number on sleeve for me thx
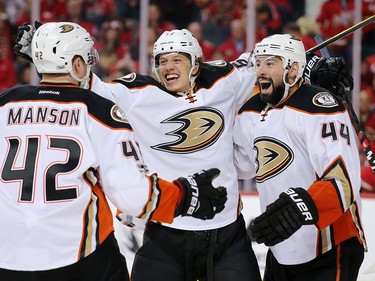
[321,121,350,145]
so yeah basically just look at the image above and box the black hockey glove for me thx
[14,21,43,62]
[304,54,353,97]
[173,168,227,220]
[249,187,318,246]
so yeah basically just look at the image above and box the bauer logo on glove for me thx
[173,168,228,220]
[284,188,316,223]
[185,176,200,215]
[249,187,318,246]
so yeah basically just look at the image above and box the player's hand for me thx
[249,187,318,246]
[14,21,43,62]
[173,168,227,220]
[304,54,353,97]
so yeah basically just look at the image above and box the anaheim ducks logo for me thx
[110,105,129,123]
[151,108,224,154]
[59,24,74,33]
[254,137,294,182]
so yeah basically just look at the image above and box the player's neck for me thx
[41,74,79,86]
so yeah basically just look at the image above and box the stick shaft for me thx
[306,14,375,55]
[313,29,375,174]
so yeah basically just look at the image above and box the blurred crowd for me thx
[1,0,375,193]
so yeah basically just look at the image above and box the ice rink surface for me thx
[112,193,375,280]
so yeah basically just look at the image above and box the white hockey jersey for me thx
[233,84,367,265]
[0,82,182,270]
[89,54,256,230]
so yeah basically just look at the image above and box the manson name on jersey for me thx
[7,106,81,126]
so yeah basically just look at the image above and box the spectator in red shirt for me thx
[93,20,135,81]
[0,12,12,45]
[200,0,244,44]
[63,0,97,37]
[188,21,216,61]
[0,37,17,92]
[86,0,116,26]
[149,3,175,37]
[361,55,375,104]
[256,0,283,34]
[316,0,374,64]
[282,21,317,52]
[214,19,246,62]
[360,90,375,129]
[40,0,67,22]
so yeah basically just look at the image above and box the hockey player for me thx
[14,23,354,281]
[0,22,228,281]
[233,34,366,281]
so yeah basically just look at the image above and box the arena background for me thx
[25,0,367,115]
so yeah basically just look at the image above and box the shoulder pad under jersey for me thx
[239,93,265,114]
[196,62,234,89]
[113,72,161,90]
[283,84,346,114]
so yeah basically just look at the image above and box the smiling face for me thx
[255,55,286,105]
[156,52,197,93]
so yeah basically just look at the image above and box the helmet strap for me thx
[187,59,200,92]
[277,65,299,106]
[69,65,91,88]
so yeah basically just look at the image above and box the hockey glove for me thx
[173,168,227,220]
[14,21,43,62]
[249,187,318,246]
[304,54,353,97]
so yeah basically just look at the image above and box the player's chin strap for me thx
[280,69,292,102]
[266,68,300,109]
[69,65,91,89]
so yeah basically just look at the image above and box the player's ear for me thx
[288,62,299,81]
[191,64,200,76]
[72,56,86,78]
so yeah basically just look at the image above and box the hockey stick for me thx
[313,34,375,174]
[342,91,375,174]
[306,14,375,55]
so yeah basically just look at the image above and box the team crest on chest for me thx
[151,107,224,154]
[312,92,338,107]
[254,136,294,182]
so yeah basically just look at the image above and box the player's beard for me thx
[258,80,285,106]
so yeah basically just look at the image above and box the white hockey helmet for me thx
[152,29,203,82]
[31,22,98,74]
[253,34,306,80]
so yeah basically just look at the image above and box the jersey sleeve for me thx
[303,107,361,230]
[230,52,257,112]
[90,72,135,114]
[233,111,257,179]
[88,106,181,224]
[90,73,117,102]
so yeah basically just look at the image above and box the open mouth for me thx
[258,80,272,91]
[165,74,179,82]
